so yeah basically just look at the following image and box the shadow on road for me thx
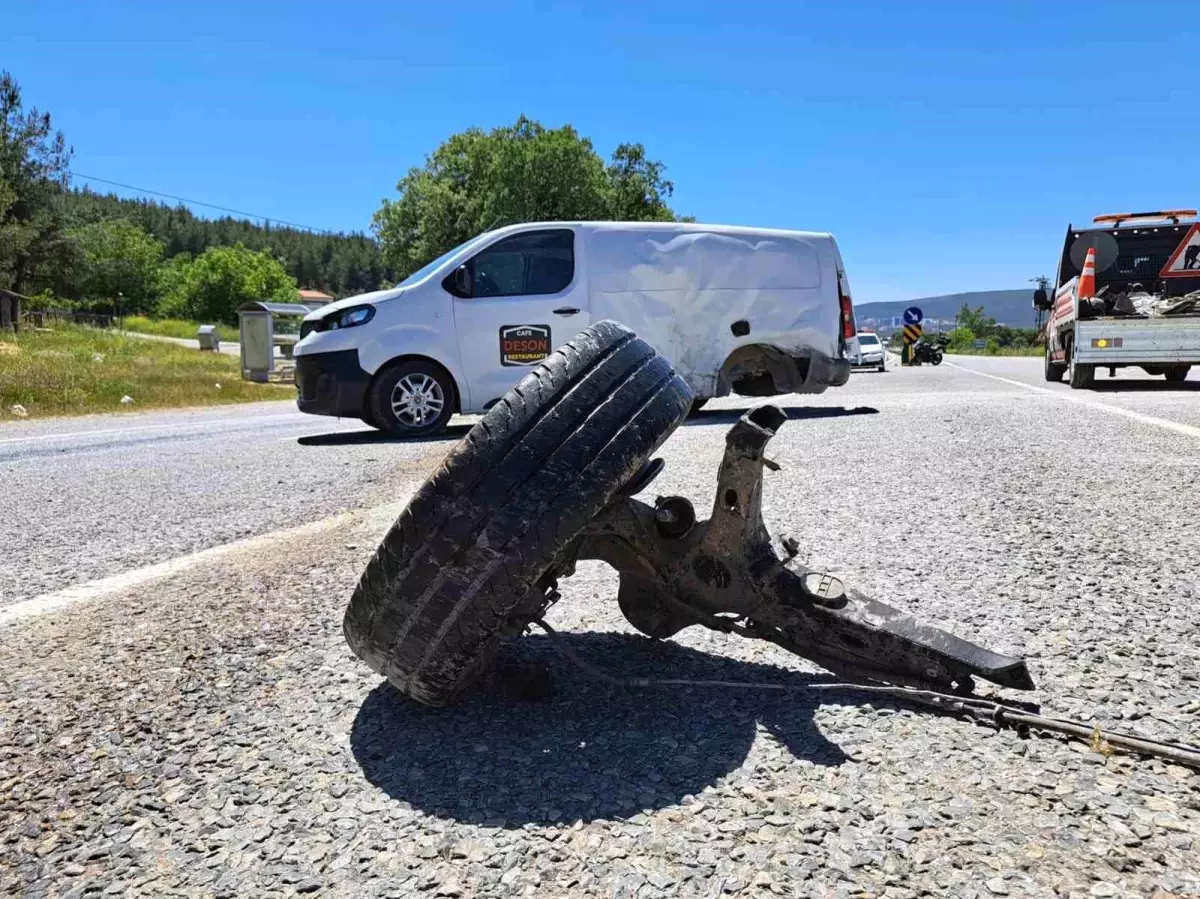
[296,408,875,443]
[1084,380,1200,393]
[686,405,879,426]
[297,424,475,446]
[350,632,853,827]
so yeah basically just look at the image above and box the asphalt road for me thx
[0,402,472,606]
[3,356,1198,897]
[118,330,242,356]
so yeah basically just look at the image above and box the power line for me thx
[69,171,334,234]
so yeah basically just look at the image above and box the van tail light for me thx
[839,285,856,340]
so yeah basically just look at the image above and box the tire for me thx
[1068,345,1094,389]
[361,407,381,430]
[877,364,886,372]
[1044,346,1066,382]
[1164,365,1191,383]
[343,321,693,706]
[367,360,456,438]
[930,352,943,366]
[689,398,708,415]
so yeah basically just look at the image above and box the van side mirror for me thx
[443,264,472,298]
[1032,288,1050,310]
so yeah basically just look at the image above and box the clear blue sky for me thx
[4,1,1197,304]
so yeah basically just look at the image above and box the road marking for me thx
[0,501,407,626]
[0,412,308,446]
[945,361,1200,440]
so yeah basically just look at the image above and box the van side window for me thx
[468,229,574,298]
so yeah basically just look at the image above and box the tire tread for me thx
[343,321,692,705]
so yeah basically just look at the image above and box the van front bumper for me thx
[295,349,371,418]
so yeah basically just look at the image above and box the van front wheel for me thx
[368,361,456,438]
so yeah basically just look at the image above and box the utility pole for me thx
[1029,276,1050,333]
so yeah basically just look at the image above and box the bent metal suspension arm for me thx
[562,404,1035,695]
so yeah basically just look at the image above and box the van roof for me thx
[484,221,834,241]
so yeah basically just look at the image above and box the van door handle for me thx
[553,307,580,316]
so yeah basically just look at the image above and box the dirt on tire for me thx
[343,320,694,706]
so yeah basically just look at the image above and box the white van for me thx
[294,221,857,436]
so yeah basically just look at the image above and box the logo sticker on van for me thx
[500,324,551,366]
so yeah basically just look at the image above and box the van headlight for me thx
[326,305,375,330]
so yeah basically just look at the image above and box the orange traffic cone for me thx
[1078,247,1097,299]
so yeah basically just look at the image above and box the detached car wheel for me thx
[368,361,456,437]
[343,320,694,706]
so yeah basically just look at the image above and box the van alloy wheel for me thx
[367,361,456,437]
[391,373,445,428]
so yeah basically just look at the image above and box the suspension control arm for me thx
[569,405,1034,694]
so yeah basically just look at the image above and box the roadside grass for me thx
[0,325,292,420]
[121,315,240,343]
[947,347,1042,357]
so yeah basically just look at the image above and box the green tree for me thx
[956,302,997,337]
[605,143,677,222]
[0,71,74,292]
[68,218,164,314]
[374,116,683,277]
[946,326,976,352]
[63,188,395,298]
[161,244,296,324]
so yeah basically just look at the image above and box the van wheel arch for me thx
[369,355,462,415]
[716,344,807,397]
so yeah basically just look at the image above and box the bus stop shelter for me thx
[237,301,326,382]
[1,289,25,332]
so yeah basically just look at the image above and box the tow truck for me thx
[1035,209,1200,388]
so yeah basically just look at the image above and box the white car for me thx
[294,221,859,436]
[849,332,886,371]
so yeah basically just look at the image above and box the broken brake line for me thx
[522,617,1200,771]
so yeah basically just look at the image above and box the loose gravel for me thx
[2,364,1198,898]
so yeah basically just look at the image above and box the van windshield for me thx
[396,232,494,289]
[857,334,880,346]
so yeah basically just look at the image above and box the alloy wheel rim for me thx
[390,373,445,428]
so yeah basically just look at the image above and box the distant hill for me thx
[856,290,1036,328]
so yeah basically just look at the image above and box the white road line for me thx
[945,361,1200,440]
[0,412,308,446]
[0,501,406,626]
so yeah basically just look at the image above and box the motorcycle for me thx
[912,339,943,365]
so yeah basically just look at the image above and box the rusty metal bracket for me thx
[565,405,1035,694]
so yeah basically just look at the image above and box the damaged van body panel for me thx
[586,224,845,398]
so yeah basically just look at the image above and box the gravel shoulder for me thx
[2,366,1198,898]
